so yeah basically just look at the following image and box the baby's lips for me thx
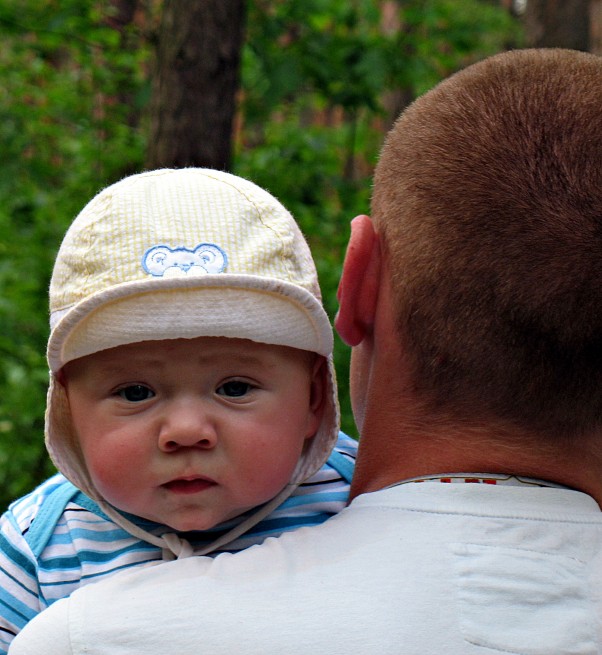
[162,476,216,494]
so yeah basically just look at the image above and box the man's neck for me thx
[350,414,602,506]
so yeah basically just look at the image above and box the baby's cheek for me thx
[242,447,302,501]
[84,443,142,498]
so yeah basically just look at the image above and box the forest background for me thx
[0,0,594,510]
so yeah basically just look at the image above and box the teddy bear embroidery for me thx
[142,243,228,278]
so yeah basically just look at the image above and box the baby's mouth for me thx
[162,477,216,494]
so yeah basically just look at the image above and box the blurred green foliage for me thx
[0,0,521,511]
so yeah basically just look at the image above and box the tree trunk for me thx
[523,0,590,50]
[591,0,602,54]
[146,0,246,171]
[106,0,138,30]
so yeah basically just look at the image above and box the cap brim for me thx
[48,274,333,372]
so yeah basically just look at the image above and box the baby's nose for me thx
[158,400,217,452]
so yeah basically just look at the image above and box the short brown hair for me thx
[373,48,602,439]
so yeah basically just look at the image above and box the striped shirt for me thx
[0,432,356,653]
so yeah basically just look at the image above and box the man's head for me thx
[368,48,602,442]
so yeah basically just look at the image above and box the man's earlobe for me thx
[335,215,381,346]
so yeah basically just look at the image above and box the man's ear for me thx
[335,215,381,346]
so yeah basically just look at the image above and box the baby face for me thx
[61,337,323,531]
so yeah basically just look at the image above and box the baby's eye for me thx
[216,380,254,398]
[117,385,155,402]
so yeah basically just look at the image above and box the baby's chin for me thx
[152,507,253,534]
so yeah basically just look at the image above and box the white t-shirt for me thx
[10,483,602,654]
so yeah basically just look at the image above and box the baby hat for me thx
[46,169,339,544]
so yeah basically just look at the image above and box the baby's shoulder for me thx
[4,473,74,534]
[333,431,358,457]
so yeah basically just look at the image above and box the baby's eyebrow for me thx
[94,358,166,377]
[194,353,271,369]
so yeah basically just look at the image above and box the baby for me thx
[0,168,356,652]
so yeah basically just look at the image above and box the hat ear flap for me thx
[45,375,97,501]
